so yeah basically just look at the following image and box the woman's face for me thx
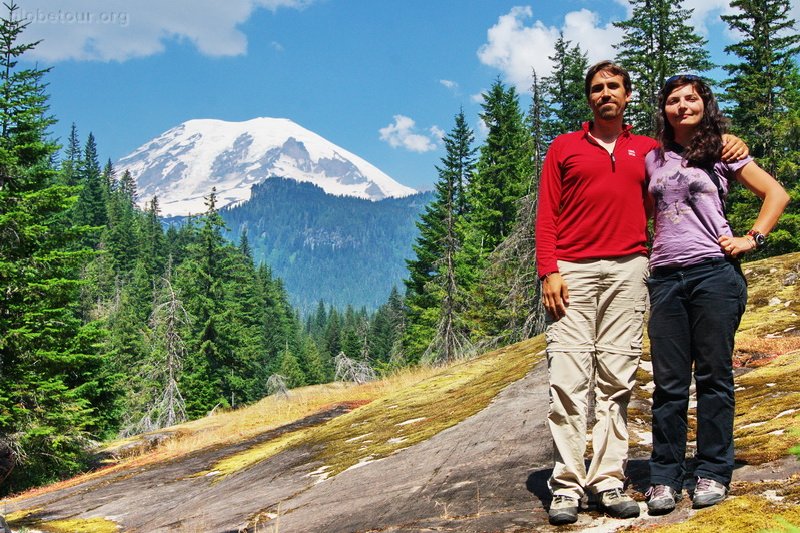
[664,83,705,133]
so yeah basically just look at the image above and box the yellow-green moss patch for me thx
[649,495,800,533]
[733,351,800,463]
[4,508,40,523]
[5,513,119,533]
[738,252,800,338]
[203,337,544,478]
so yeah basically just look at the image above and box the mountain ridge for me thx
[117,117,417,217]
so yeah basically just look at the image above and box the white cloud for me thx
[14,0,313,62]
[477,6,622,92]
[379,115,438,153]
[429,125,445,142]
[440,79,458,90]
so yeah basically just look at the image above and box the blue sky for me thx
[16,0,800,192]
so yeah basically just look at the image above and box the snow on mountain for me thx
[116,117,417,216]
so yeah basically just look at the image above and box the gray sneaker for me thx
[646,484,681,515]
[597,487,640,518]
[693,477,727,508]
[0,515,10,533]
[548,494,579,525]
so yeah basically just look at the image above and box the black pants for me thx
[647,258,747,490]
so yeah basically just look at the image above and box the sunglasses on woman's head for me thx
[664,74,702,85]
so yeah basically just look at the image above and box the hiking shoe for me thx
[548,494,579,525]
[598,487,640,518]
[646,484,681,515]
[693,477,727,508]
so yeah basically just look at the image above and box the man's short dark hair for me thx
[584,60,632,99]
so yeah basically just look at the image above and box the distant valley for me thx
[220,178,433,312]
[118,117,433,311]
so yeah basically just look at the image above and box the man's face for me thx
[587,70,631,121]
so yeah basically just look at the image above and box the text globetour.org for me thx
[16,9,130,27]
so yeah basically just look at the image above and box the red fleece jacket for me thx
[535,122,658,279]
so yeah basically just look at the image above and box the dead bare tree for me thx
[126,260,189,435]
[487,192,546,341]
[334,351,376,384]
[422,200,474,365]
[266,374,289,397]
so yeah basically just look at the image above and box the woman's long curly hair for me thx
[656,75,728,169]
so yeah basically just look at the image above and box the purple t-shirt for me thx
[646,148,752,268]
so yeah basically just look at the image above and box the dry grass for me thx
[3,365,444,504]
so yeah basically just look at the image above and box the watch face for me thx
[755,234,766,246]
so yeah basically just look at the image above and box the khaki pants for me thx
[545,254,648,499]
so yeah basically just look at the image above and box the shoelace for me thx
[603,488,624,501]
[696,478,717,492]
[646,485,672,499]
[552,495,573,504]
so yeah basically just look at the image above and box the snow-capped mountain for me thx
[116,117,417,216]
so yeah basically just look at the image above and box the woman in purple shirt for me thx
[643,75,789,515]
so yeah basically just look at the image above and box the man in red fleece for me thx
[536,61,746,526]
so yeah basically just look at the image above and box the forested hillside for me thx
[219,178,434,312]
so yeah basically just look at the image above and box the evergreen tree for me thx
[178,190,230,415]
[276,344,305,388]
[104,183,139,276]
[527,70,549,184]
[466,79,532,250]
[118,169,137,203]
[298,336,327,385]
[0,2,116,491]
[543,34,590,137]
[139,196,166,278]
[403,110,475,361]
[614,0,713,136]
[459,79,533,340]
[75,132,108,231]
[370,286,406,366]
[61,122,81,186]
[721,0,800,256]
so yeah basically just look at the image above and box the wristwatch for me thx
[747,229,766,248]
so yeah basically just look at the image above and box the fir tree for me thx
[298,336,327,385]
[466,79,532,249]
[543,34,590,137]
[277,344,305,389]
[404,110,475,361]
[459,79,533,340]
[118,169,137,203]
[721,0,800,255]
[614,0,713,136]
[0,1,116,491]
[75,132,108,231]
[61,122,81,186]
[179,190,230,415]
